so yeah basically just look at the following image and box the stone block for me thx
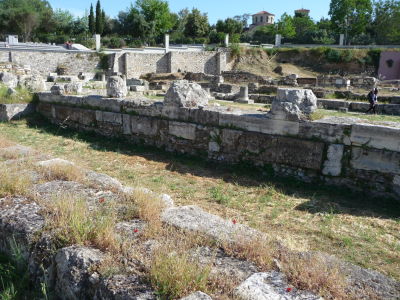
[122,114,131,135]
[274,137,324,170]
[131,116,159,136]
[180,291,212,300]
[299,121,350,144]
[0,103,35,122]
[350,124,400,152]
[219,113,300,136]
[233,272,322,300]
[169,121,197,140]
[82,96,122,113]
[164,80,209,108]
[323,144,344,176]
[351,147,400,175]
[95,111,122,125]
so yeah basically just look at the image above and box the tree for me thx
[89,4,95,34]
[117,5,148,38]
[0,0,54,41]
[95,0,103,34]
[53,9,74,35]
[292,14,316,43]
[215,18,243,35]
[136,0,173,42]
[329,0,373,44]
[184,8,210,38]
[276,13,296,39]
[252,25,275,43]
[372,0,400,44]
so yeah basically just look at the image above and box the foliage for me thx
[329,0,373,44]
[0,0,54,42]
[89,4,95,35]
[276,13,296,39]
[184,8,210,38]
[215,18,243,35]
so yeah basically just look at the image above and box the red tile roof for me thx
[253,11,275,16]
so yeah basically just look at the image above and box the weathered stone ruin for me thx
[106,76,128,98]
[34,83,400,199]
[164,80,209,108]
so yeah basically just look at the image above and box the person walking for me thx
[366,88,378,114]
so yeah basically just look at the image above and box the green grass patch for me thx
[0,84,34,104]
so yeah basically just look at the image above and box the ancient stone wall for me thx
[36,93,400,199]
[122,51,226,78]
[0,50,100,76]
[170,52,218,74]
[125,53,169,78]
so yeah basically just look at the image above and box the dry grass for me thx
[279,252,348,300]
[149,244,212,299]
[0,167,32,198]
[36,163,85,182]
[222,235,276,271]
[39,193,118,251]
[0,137,14,148]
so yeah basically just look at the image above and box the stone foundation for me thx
[36,93,400,199]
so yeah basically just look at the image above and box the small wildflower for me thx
[286,287,292,293]
[99,197,105,204]
[134,228,139,233]
[232,219,237,225]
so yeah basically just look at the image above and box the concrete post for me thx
[275,34,282,47]
[224,34,229,47]
[101,73,106,82]
[339,34,345,46]
[165,34,170,53]
[95,34,101,52]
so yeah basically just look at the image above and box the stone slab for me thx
[350,124,400,152]
[351,147,400,175]
[322,144,344,176]
[169,121,197,140]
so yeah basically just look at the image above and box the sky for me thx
[48,0,331,24]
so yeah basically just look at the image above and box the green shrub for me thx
[324,48,341,63]
[366,49,382,68]
[341,49,353,63]
[229,43,242,58]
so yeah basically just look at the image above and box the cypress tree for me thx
[95,0,101,34]
[101,9,106,35]
[89,4,95,34]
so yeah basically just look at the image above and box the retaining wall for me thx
[112,51,227,78]
[36,93,400,199]
[0,50,100,76]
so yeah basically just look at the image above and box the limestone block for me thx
[122,114,131,134]
[106,76,127,98]
[180,291,212,300]
[50,84,65,95]
[299,122,350,144]
[350,124,400,153]
[95,111,122,124]
[82,96,122,113]
[351,147,400,175]
[169,121,196,140]
[0,72,17,88]
[130,85,146,92]
[0,197,45,258]
[21,75,46,92]
[161,205,263,243]
[322,144,344,176]
[95,275,156,299]
[270,88,317,121]
[0,103,35,122]
[219,113,300,136]
[164,80,209,108]
[233,272,322,300]
[55,246,104,299]
[131,115,159,136]
[64,82,83,95]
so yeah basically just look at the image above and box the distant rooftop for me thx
[253,11,275,16]
[295,8,310,14]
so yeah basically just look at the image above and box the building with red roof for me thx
[250,11,275,29]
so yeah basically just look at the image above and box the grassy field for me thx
[0,84,34,105]
[0,115,399,283]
